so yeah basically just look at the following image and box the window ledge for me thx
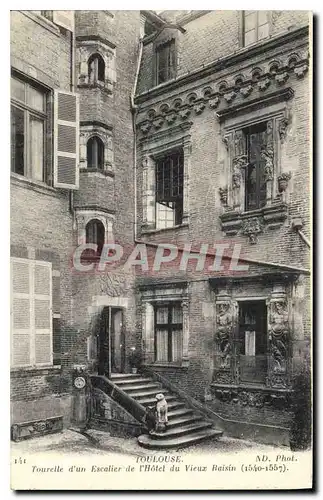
[141,223,189,235]
[11,173,64,198]
[220,202,288,237]
[143,362,188,370]
[78,81,114,95]
[11,365,61,378]
[80,167,115,178]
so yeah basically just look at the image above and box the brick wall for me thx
[137,10,309,94]
[10,10,142,427]
[134,13,311,436]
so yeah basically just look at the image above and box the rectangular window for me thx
[243,11,269,47]
[11,258,52,368]
[156,40,176,85]
[155,150,184,229]
[238,300,267,384]
[244,123,267,211]
[11,75,47,182]
[155,303,183,363]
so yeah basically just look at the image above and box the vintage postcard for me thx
[10,9,312,491]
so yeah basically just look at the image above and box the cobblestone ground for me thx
[11,429,287,457]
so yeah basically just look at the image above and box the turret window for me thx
[85,219,105,255]
[87,136,104,170]
[88,53,105,84]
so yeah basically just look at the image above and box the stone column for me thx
[266,285,290,388]
[213,291,235,384]
[232,130,248,212]
[142,302,155,364]
[182,139,191,225]
[262,119,274,206]
[142,156,155,230]
[79,133,87,169]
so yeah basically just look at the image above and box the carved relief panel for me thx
[267,290,290,389]
[213,293,238,384]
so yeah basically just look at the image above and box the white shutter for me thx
[11,258,32,367]
[52,11,74,32]
[33,262,52,366]
[10,258,53,368]
[53,90,79,190]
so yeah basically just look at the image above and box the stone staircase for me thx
[110,372,223,449]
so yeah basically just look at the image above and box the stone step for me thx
[113,377,153,386]
[138,428,223,450]
[139,395,178,406]
[167,407,194,419]
[119,383,161,392]
[166,414,203,429]
[131,388,170,399]
[149,421,213,439]
[110,373,142,379]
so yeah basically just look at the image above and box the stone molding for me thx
[136,44,308,135]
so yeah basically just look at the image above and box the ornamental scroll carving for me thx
[215,301,233,370]
[268,300,289,388]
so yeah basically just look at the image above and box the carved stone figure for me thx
[219,187,228,205]
[234,131,246,157]
[275,72,289,85]
[194,102,205,114]
[224,91,237,103]
[261,148,274,181]
[216,302,232,369]
[242,217,263,244]
[268,301,289,374]
[232,155,248,191]
[240,84,253,98]
[209,97,220,109]
[258,78,271,91]
[279,118,290,142]
[294,64,308,78]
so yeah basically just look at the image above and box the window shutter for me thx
[34,262,52,366]
[11,259,32,367]
[52,11,74,32]
[53,90,79,190]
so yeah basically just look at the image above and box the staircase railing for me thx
[90,375,147,425]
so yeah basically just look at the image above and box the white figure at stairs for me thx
[155,393,168,432]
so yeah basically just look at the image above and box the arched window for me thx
[88,53,105,83]
[87,136,104,170]
[86,219,105,255]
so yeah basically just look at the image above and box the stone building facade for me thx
[134,10,311,443]
[10,10,311,445]
[10,10,140,439]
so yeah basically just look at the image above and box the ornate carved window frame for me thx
[139,122,192,233]
[77,38,116,94]
[80,122,114,176]
[140,283,189,368]
[210,273,299,406]
[75,209,114,246]
[218,88,294,243]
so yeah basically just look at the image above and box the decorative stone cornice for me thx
[220,203,289,242]
[135,25,309,104]
[137,45,307,134]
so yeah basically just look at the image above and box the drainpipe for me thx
[292,218,311,249]
[69,25,76,223]
[131,31,144,241]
